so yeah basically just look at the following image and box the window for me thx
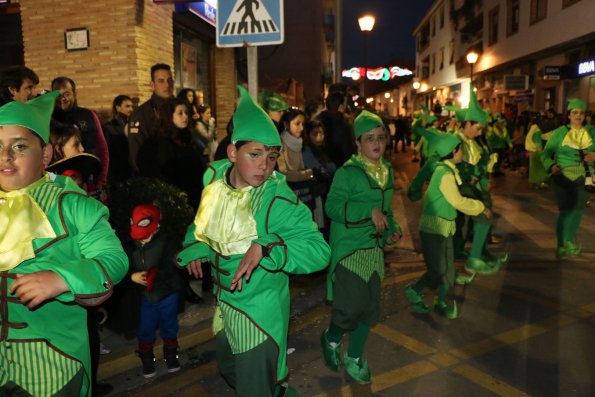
[530,0,547,25]
[507,0,520,36]
[449,40,455,64]
[488,6,499,46]
[440,47,445,70]
[431,16,436,37]
[440,6,445,29]
[431,53,436,74]
[562,0,581,8]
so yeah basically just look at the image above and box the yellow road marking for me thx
[372,324,437,355]
[452,365,531,397]
[290,304,329,334]
[127,362,218,397]
[176,384,211,397]
[429,353,460,367]
[383,270,425,287]
[311,360,438,397]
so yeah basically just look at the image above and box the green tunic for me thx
[1,175,128,397]
[176,160,330,383]
[541,125,595,180]
[325,155,400,301]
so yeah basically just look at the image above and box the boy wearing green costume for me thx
[321,110,401,384]
[176,86,330,397]
[0,92,128,396]
[541,98,595,259]
[405,132,488,318]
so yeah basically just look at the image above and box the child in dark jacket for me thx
[125,204,182,378]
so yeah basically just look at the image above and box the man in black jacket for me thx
[103,95,134,185]
[316,91,356,168]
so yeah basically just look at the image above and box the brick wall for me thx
[19,0,173,116]
[213,47,236,140]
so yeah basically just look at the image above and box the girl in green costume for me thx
[541,99,595,259]
[405,133,488,318]
[525,117,549,187]
[321,110,401,384]
[177,87,330,397]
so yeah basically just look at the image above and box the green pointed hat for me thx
[416,128,461,158]
[0,91,60,143]
[567,98,586,110]
[464,85,487,126]
[258,91,289,112]
[420,113,437,125]
[354,110,384,139]
[444,105,466,123]
[232,86,282,146]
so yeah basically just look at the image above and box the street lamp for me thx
[466,50,479,87]
[358,14,375,100]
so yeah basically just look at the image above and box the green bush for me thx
[108,177,195,244]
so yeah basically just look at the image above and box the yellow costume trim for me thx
[561,127,593,150]
[457,132,482,165]
[356,153,388,188]
[442,160,462,186]
[487,153,498,173]
[193,178,257,256]
[0,175,56,271]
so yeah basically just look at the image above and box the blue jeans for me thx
[137,292,180,344]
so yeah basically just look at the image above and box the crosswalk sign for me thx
[217,0,284,47]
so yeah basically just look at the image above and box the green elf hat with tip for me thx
[354,110,384,139]
[421,130,461,158]
[0,91,60,143]
[567,98,587,111]
[464,84,487,126]
[444,105,467,123]
[258,91,289,112]
[420,113,437,125]
[232,86,282,147]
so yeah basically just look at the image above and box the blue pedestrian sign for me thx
[217,0,284,47]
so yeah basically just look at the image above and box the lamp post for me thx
[466,50,479,88]
[358,14,375,101]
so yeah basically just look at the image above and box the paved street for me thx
[101,153,595,397]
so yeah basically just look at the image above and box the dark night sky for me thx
[342,0,435,68]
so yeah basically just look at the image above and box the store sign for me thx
[577,58,595,77]
[544,66,560,80]
[341,66,413,81]
[217,0,284,47]
[174,1,217,26]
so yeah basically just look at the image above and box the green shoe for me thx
[434,299,459,319]
[405,286,431,313]
[465,257,500,274]
[455,272,476,285]
[556,246,569,259]
[320,330,342,371]
[344,354,371,384]
[564,241,581,256]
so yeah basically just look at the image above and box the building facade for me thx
[413,0,595,114]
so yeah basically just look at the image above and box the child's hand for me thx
[386,232,402,245]
[230,243,263,292]
[9,271,69,309]
[187,260,204,279]
[131,271,147,286]
[551,164,561,175]
[371,208,388,233]
[483,208,493,219]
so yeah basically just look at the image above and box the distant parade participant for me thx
[525,115,549,188]
[405,131,488,318]
[454,87,506,274]
[486,113,512,176]
[176,86,329,397]
[321,110,401,384]
[0,92,128,396]
[541,99,595,259]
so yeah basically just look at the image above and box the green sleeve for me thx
[541,127,565,173]
[407,157,438,202]
[175,223,212,267]
[52,194,129,306]
[325,167,373,228]
[253,194,330,274]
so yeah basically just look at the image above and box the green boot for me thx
[320,329,342,371]
[344,354,371,384]
[405,286,431,313]
[556,245,569,259]
[455,272,476,285]
[465,257,500,274]
[564,241,581,256]
[434,299,459,319]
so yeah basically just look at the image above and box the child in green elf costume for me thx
[321,110,401,384]
[0,91,128,396]
[454,87,506,274]
[541,98,595,259]
[176,86,330,397]
[405,132,488,318]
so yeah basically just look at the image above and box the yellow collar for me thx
[356,153,388,188]
[562,127,593,150]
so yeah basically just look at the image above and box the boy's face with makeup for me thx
[0,126,52,192]
[227,141,280,188]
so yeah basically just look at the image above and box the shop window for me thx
[530,0,547,25]
[488,6,499,46]
[507,0,520,36]
[544,88,555,110]
[562,0,581,8]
